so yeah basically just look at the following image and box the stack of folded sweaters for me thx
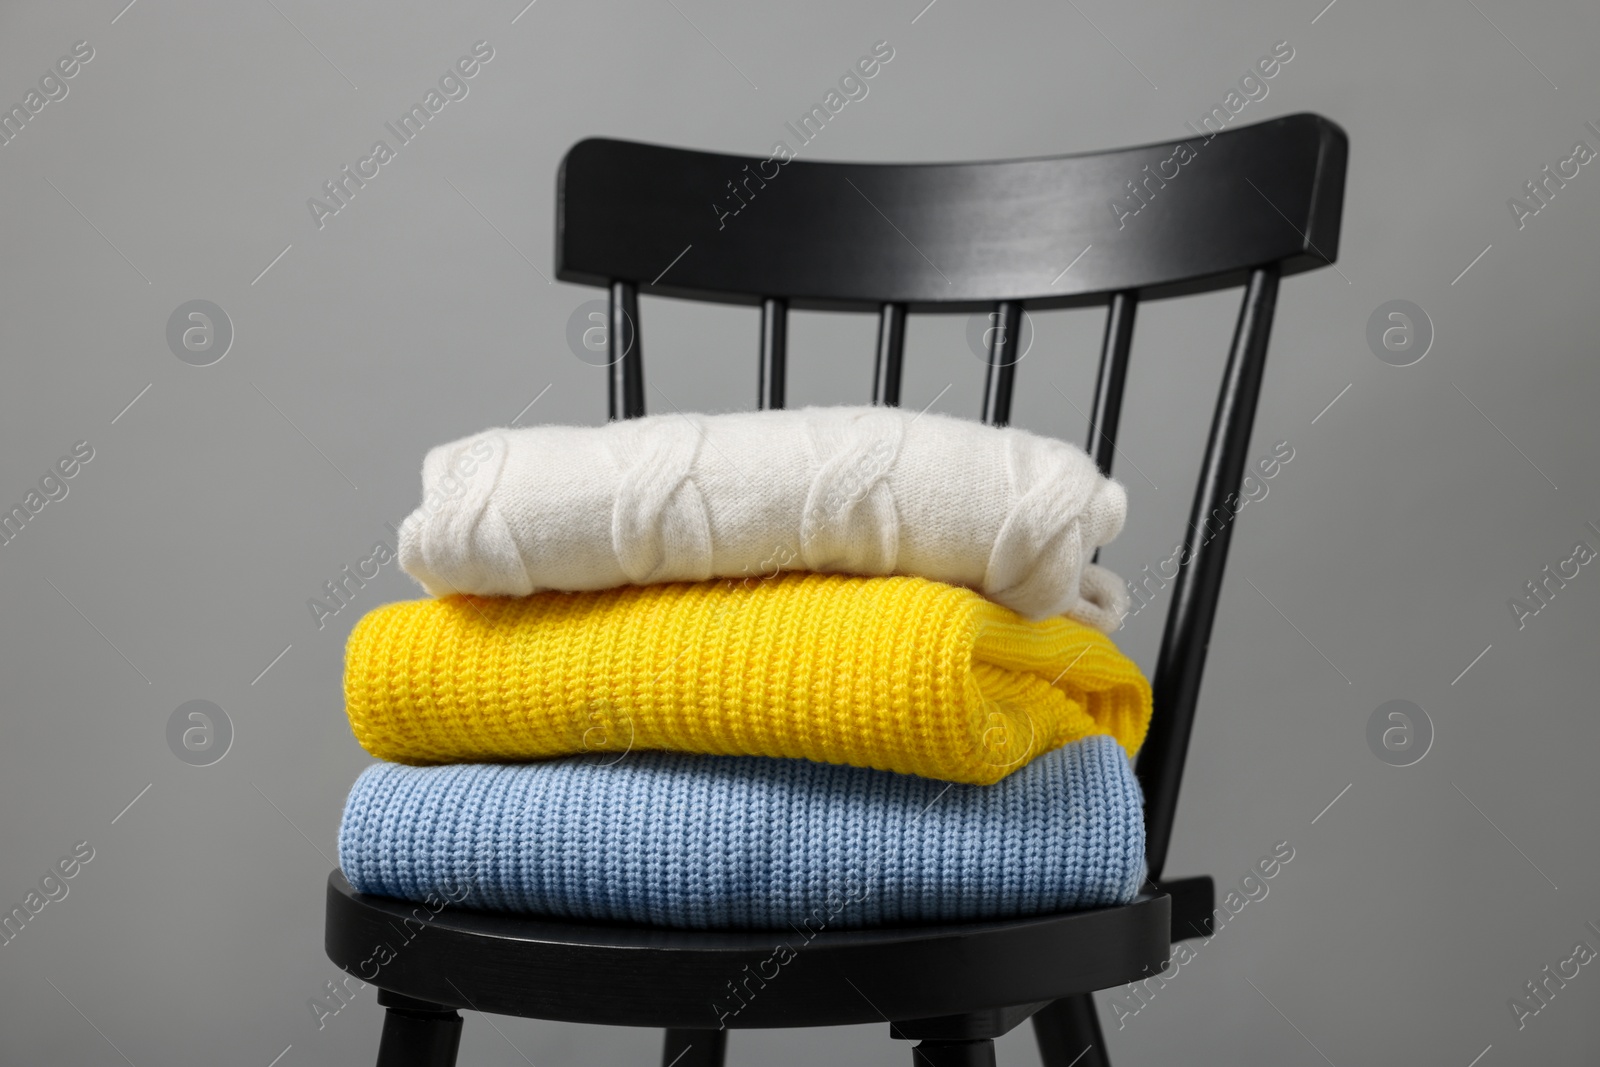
[337,406,1154,929]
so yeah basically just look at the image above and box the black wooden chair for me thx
[325,111,1348,1066]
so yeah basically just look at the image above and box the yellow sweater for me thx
[344,572,1151,785]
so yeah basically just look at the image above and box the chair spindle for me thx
[608,280,645,420]
[873,302,906,406]
[1086,292,1138,478]
[979,301,1023,427]
[759,297,788,410]
[1138,265,1281,880]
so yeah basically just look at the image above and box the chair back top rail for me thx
[557,113,1346,310]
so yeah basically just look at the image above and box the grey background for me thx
[1,0,1596,1063]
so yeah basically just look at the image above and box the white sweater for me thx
[398,406,1130,629]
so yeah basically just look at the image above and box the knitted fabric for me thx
[397,405,1130,629]
[344,573,1152,784]
[338,735,1146,929]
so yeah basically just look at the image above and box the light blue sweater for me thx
[339,735,1146,930]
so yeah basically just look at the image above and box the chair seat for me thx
[324,872,1171,1030]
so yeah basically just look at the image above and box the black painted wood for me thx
[1086,292,1137,478]
[759,297,787,410]
[608,280,644,420]
[334,113,1347,1065]
[662,1028,726,1067]
[1031,996,1107,1067]
[909,1038,998,1067]
[557,114,1345,310]
[1138,266,1281,881]
[326,873,1170,1030]
[1023,877,1212,1062]
[374,991,463,1067]
[873,302,906,406]
[979,301,1023,427]
[890,1003,1052,1042]
[1158,875,1217,942]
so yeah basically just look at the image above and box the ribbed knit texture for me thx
[344,573,1152,785]
[338,735,1146,929]
[396,405,1131,629]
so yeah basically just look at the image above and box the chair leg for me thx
[1031,995,1109,1067]
[374,992,463,1067]
[910,1038,997,1067]
[661,1028,727,1067]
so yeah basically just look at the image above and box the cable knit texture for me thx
[397,405,1131,630]
[338,735,1147,929]
[344,573,1151,784]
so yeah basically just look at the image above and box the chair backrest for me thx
[554,112,1348,881]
